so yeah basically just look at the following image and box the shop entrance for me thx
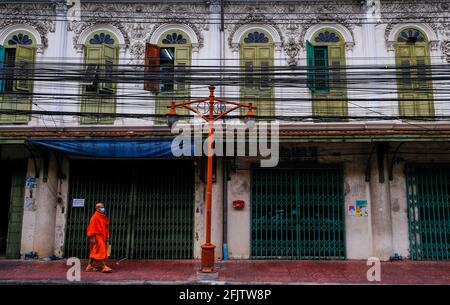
[251,165,345,259]
[65,160,195,259]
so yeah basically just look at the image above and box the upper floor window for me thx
[0,30,36,124]
[144,30,192,119]
[240,30,274,117]
[144,30,191,95]
[395,28,434,118]
[80,31,119,124]
[307,29,348,118]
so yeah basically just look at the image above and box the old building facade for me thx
[0,0,449,261]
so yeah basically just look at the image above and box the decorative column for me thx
[369,143,394,260]
[361,0,380,117]
[53,0,69,125]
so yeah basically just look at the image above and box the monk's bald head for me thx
[96,202,104,211]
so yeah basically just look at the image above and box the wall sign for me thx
[72,198,85,208]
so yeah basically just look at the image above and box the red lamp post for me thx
[166,85,255,274]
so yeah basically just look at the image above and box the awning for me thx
[26,138,194,158]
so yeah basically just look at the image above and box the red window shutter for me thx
[144,43,160,94]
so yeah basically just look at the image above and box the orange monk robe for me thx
[87,211,110,261]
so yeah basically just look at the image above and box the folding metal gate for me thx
[251,166,345,259]
[406,164,450,260]
[65,160,195,259]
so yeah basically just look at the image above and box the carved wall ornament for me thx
[0,3,56,48]
[284,37,300,66]
[69,2,208,54]
[226,12,284,48]
[441,40,450,62]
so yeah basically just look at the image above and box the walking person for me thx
[86,202,112,273]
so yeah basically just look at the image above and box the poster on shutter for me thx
[356,200,369,217]
[72,198,85,208]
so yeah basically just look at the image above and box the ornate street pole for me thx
[201,85,216,273]
[166,84,255,275]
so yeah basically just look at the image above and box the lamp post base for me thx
[200,243,216,273]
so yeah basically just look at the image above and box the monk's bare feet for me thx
[85,264,98,272]
[101,266,112,273]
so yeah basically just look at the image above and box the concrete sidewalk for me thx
[0,259,449,285]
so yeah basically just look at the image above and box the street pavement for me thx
[0,259,449,285]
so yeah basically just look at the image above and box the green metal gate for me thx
[5,163,26,259]
[65,160,195,259]
[406,164,450,260]
[251,166,345,259]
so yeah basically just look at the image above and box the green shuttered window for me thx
[0,31,35,124]
[154,31,191,122]
[395,29,434,119]
[240,29,275,117]
[81,32,118,125]
[307,30,348,119]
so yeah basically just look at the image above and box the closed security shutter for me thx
[406,164,450,260]
[65,161,195,259]
[5,164,26,259]
[251,166,345,259]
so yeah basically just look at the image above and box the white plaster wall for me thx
[227,163,251,259]
[343,159,373,259]
[53,157,70,257]
[32,155,58,258]
[389,162,409,258]
[20,158,39,255]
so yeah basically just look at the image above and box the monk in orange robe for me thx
[86,202,112,273]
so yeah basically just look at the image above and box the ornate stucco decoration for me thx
[0,3,56,49]
[441,41,450,62]
[225,10,284,49]
[69,3,208,59]
[381,1,441,52]
[299,15,357,52]
[284,37,300,66]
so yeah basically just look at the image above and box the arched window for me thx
[144,30,191,119]
[80,31,119,125]
[240,29,274,117]
[395,28,434,118]
[0,30,36,124]
[307,29,348,119]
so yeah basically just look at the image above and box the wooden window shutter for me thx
[99,44,116,93]
[83,46,102,89]
[14,45,34,92]
[306,41,316,92]
[144,43,160,94]
[0,45,4,93]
